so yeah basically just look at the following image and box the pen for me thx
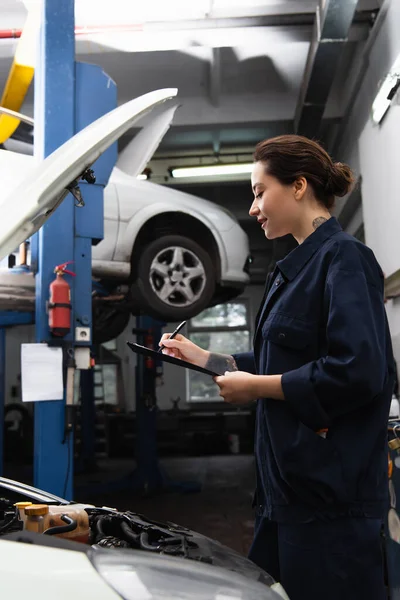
[158,320,187,352]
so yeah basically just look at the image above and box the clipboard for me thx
[127,342,221,377]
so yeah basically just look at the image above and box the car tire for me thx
[132,235,216,322]
[92,304,131,344]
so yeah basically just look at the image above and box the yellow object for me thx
[43,505,90,544]
[24,504,49,534]
[389,438,400,451]
[24,504,49,517]
[0,62,34,143]
[14,501,33,522]
[23,503,90,543]
[0,1,41,143]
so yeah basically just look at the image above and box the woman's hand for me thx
[214,371,259,404]
[159,333,209,368]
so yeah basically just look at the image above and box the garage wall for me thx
[334,0,400,363]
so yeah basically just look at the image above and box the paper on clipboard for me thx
[127,342,221,377]
[21,344,64,402]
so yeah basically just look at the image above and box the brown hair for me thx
[253,135,354,209]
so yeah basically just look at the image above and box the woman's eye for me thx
[255,192,263,199]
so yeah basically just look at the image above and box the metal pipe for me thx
[0,29,22,39]
[331,0,390,155]
[0,11,375,40]
[0,107,33,126]
[19,242,28,266]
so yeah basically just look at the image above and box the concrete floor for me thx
[74,454,257,557]
[4,453,256,557]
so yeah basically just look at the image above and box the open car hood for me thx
[116,103,178,178]
[0,88,178,261]
[0,476,70,505]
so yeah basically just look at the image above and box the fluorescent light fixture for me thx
[171,163,254,178]
[372,53,400,124]
[137,173,148,180]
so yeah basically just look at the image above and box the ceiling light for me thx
[372,53,400,124]
[137,173,148,180]
[171,163,254,178]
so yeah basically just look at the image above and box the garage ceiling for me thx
[0,0,382,283]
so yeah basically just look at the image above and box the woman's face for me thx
[250,161,298,240]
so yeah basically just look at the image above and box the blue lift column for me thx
[74,62,117,474]
[33,0,75,498]
[32,0,117,496]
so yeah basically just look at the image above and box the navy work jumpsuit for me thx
[233,218,395,600]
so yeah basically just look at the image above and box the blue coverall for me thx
[233,217,395,599]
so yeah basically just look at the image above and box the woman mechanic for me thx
[159,135,395,600]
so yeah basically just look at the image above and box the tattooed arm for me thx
[205,353,238,374]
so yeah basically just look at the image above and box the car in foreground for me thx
[0,476,289,600]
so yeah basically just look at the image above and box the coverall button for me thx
[278,332,286,340]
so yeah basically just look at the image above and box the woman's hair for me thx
[253,135,355,209]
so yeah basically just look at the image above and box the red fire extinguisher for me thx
[48,262,75,337]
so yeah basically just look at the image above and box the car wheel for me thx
[132,235,216,321]
[92,303,131,344]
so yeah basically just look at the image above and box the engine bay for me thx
[0,476,274,588]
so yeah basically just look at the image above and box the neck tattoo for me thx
[312,217,328,230]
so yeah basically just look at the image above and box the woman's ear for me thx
[293,177,307,200]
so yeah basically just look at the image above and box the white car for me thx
[0,476,289,600]
[0,95,250,342]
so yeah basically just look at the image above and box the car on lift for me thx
[0,476,289,599]
[0,102,250,343]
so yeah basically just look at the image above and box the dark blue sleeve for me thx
[232,351,256,374]
[281,256,390,430]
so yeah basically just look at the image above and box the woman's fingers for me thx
[162,348,180,358]
[160,333,185,344]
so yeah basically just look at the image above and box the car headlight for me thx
[90,547,284,599]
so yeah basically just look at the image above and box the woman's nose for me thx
[249,200,258,217]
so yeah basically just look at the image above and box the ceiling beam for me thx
[294,0,359,138]
[209,47,221,108]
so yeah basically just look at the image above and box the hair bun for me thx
[329,162,354,197]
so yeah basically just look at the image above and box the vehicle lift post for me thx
[132,315,201,494]
[32,0,116,498]
[76,315,201,496]
[133,315,166,492]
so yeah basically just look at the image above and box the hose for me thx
[120,521,141,546]
[43,515,76,535]
[140,532,161,551]
[0,511,18,533]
